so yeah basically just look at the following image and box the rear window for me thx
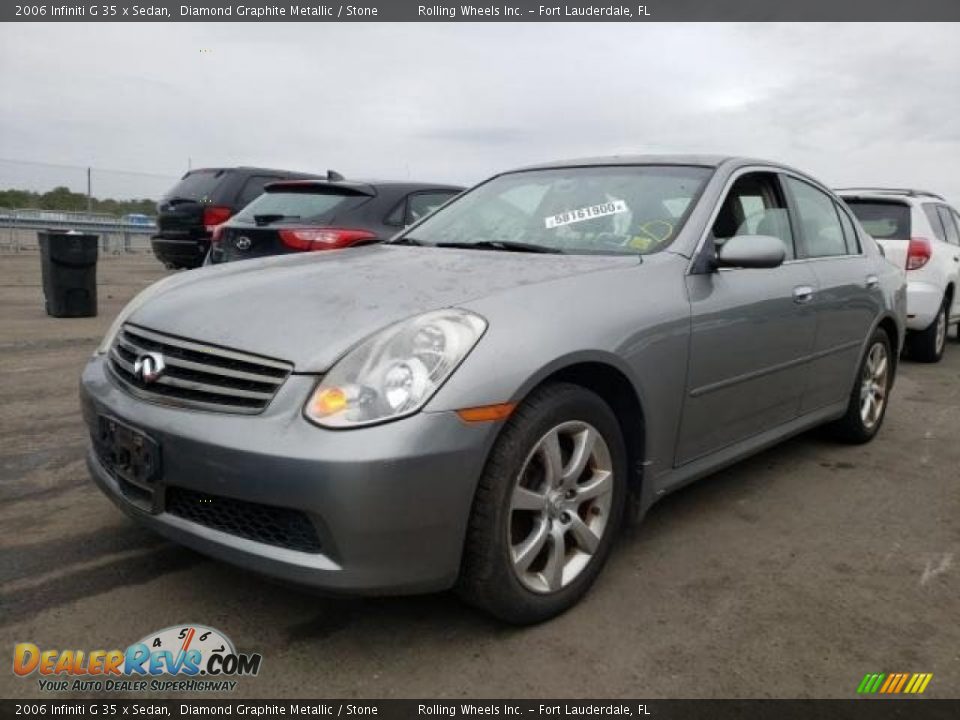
[163,169,227,202]
[236,190,358,222]
[843,199,911,239]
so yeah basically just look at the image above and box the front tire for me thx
[457,383,627,624]
[826,329,893,444]
[908,298,948,363]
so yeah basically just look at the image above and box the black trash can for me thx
[38,230,99,317]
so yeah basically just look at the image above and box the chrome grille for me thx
[107,324,292,414]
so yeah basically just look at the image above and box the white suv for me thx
[838,188,960,362]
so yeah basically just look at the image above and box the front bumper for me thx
[80,356,495,594]
[905,279,944,331]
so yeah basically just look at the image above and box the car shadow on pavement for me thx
[0,429,847,640]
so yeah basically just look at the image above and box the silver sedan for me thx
[81,155,906,623]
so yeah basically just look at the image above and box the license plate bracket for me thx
[95,415,161,490]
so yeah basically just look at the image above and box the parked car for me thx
[82,155,905,624]
[838,188,960,361]
[209,178,463,264]
[152,166,323,269]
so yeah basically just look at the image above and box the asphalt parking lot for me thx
[1,251,958,700]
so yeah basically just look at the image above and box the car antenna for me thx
[327,170,344,182]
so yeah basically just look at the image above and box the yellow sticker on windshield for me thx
[638,220,674,244]
[545,200,628,229]
[628,236,654,250]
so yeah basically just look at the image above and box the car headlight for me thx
[305,309,487,428]
[94,274,183,356]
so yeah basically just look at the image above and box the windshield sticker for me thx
[545,200,628,229]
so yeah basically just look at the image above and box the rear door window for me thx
[406,191,459,224]
[784,177,846,257]
[844,199,911,240]
[163,169,226,202]
[922,204,947,241]
[935,205,960,245]
[387,191,461,226]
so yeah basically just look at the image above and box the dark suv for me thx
[210,178,463,264]
[152,166,322,269]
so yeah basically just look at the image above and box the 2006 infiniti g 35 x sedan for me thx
[81,155,906,623]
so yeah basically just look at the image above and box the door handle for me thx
[865,274,879,288]
[793,285,815,304]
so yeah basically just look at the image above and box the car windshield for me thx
[237,189,359,223]
[399,165,712,255]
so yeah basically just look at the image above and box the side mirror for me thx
[716,235,786,269]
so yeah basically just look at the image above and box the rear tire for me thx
[457,383,627,625]
[908,298,948,363]
[826,329,893,444]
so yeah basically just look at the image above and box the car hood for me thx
[129,245,636,371]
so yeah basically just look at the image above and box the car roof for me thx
[265,179,464,193]
[187,168,463,192]
[506,154,822,178]
[188,166,320,176]
[511,154,733,171]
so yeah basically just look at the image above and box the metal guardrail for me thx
[0,207,157,253]
[0,207,157,231]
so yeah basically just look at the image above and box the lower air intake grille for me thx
[166,487,322,554]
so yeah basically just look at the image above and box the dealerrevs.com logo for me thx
[13,624,262,693]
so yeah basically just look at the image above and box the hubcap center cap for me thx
[546,492,565,519]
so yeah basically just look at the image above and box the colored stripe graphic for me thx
[893,673,909,693]
[857,673,885,693]
[879,674,896,693]
[857,672,932,694]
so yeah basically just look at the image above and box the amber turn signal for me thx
[456,403,516,423]
[310,387,349,416]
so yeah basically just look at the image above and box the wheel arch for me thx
[875,314,901,358]
[509,354,648,502]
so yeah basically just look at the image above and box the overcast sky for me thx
[1,22,958,203]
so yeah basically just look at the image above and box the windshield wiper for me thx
[387,237,424,246]
[252,213,300,225]
[435,240,565,254]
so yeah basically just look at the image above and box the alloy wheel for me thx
[508,421,614,594]
[859,342,889,430]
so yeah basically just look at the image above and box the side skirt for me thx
[635,401,847,519]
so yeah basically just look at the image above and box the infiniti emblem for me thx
[234,236,252,251]
[133,352,166,384]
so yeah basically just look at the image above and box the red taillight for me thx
[906,237,931,270]
[278,228,377,252]
[202,205,232,231]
